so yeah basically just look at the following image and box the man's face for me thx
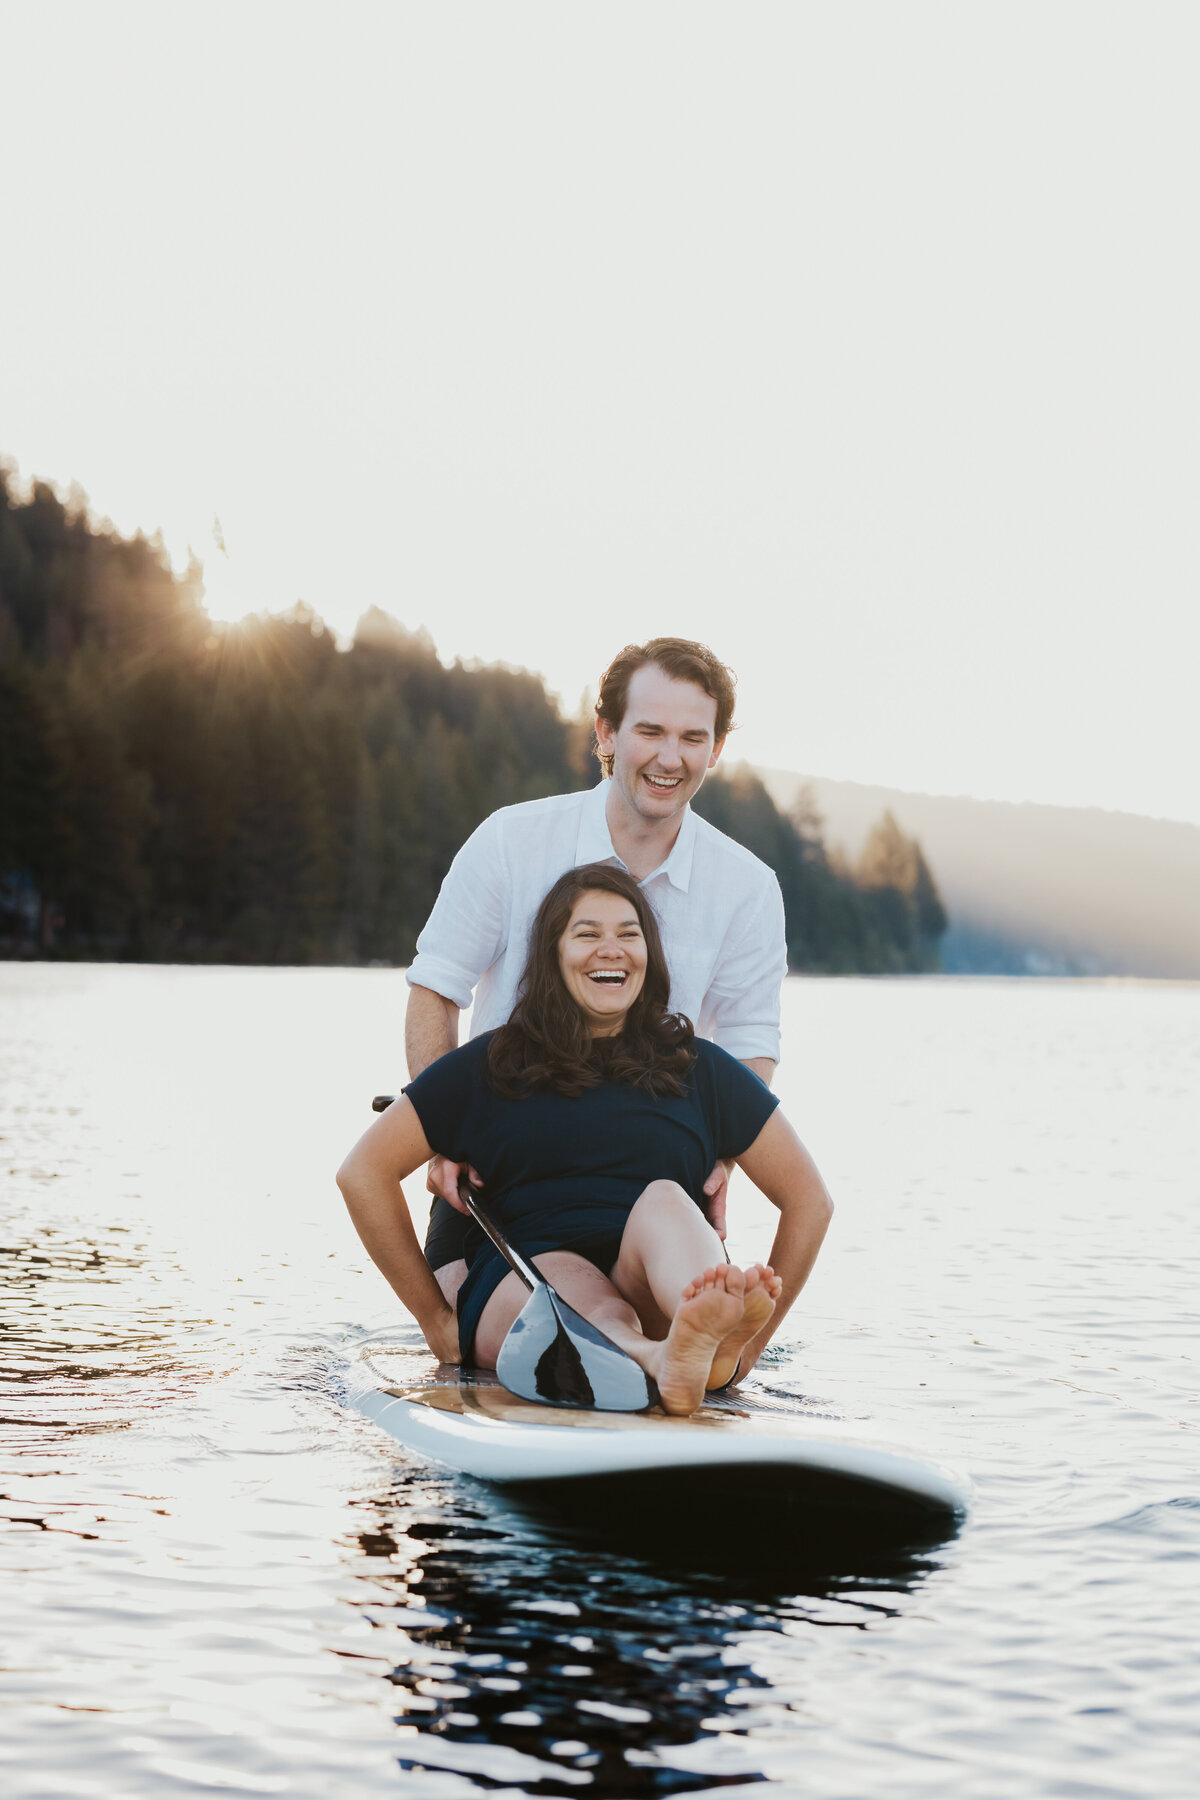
[598,663,724,826]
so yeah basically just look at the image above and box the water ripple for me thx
[2,965,1198,1798]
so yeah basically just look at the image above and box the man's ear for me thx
[708,736,726,770]
[596,715,617,754]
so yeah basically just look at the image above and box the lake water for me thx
[1,964,1197,1798]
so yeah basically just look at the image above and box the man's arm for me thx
[405,809,511,1027]
[700,876,788,1067]
[697,872,787,1237]
[406,984,461,1079]
[403,810,512,1213]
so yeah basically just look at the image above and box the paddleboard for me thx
[348,1344,971,1546]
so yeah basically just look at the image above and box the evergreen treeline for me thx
[0,468,947,971]
[693,778,946,973]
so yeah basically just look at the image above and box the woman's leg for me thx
[472,1186,779,1414]
[610,1180,725,1329]
[685,1263,782,1389]
[612,1182,780,1391]
[473,1244,742,1416]
[473,1253,651,1374]
[472,1188,722,1374]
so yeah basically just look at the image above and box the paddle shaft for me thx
[456,1174,540,1292]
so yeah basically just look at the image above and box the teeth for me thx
[645,775,680,788]
[587,971,627,984]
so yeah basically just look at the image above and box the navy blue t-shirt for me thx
[403,1033,778,1363]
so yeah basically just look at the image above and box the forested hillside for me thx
[762,767,1200,978]
[1,469,947,971]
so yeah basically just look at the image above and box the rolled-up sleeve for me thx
[700,876,787,1064]
[406,813,512,1009]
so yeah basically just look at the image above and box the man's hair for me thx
[487,863,695,1099]
[593,638,737,778]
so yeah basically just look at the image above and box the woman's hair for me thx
[487,863,695,1099]
[593,637,737,777]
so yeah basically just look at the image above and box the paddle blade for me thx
[497,1285,659,1414]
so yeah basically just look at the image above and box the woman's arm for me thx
[336,1097,461,1363]
[701,1056,777,1240]
[734,1109,834,1374]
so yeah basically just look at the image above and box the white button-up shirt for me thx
[407,780,787,1063]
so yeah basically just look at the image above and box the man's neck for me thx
[604,783,685,881]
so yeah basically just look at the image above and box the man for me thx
[406,636,788,1302]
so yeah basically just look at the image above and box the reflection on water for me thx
[344,1472,934,1796]
[2,965,1198,1798]
[0,1221,222,1450]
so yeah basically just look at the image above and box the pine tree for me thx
[1,463,951,972]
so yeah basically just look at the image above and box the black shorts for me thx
[456,1231,624,1367]
[424,1195,470,1270]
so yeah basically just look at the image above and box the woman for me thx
[337,864,833,1416]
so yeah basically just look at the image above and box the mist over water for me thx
[2,965,1197,1797]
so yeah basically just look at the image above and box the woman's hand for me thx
[423,1303,461,1366]
[337,1096,465,1352]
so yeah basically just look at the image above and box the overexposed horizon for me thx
[3,2,1198,826]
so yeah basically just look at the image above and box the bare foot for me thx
[653,1265,746,1416]
[706,1263,781,1391]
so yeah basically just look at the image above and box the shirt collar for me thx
[575,780,697,893]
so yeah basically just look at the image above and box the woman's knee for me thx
[623,1180,719,1263]
[633,1179,695,1217]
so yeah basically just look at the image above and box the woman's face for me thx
[557,889,649,1035]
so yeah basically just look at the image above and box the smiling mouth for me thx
[586,970,629,986]
[643,774,682,791]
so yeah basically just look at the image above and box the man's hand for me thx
[702,1158,735,1240]
[427,1154,483,1212]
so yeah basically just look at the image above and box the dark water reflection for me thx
[346,1473,941,1795]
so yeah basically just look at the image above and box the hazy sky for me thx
[3,3,1197,822]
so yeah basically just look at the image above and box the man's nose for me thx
[657,739,683,768]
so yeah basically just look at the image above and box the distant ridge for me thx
[755,769,1200,979]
